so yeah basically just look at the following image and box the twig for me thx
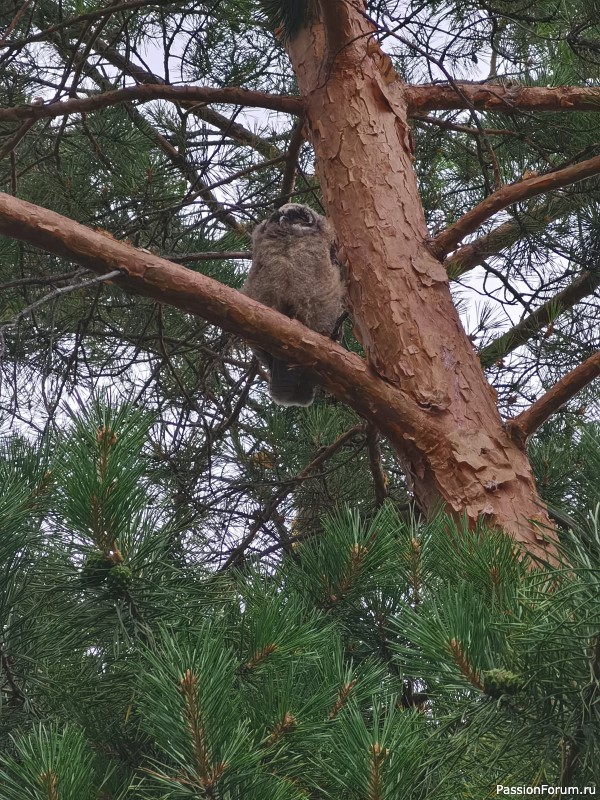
[560,633,600,786]
[0,270,121,333]
[412,113,524,139]
[444,192,587,278]
[0,0,33,47]
[2,0,199,51]
[221,423,366,570]
[166,251,250,262]
[360,11,502,189]
[90,37,286,162]
[0,268,85,290]
[198,155,287,196]
[366,423,387,508]
[506,350,600,446]
[0,642,26,707]
[0,118,37,160]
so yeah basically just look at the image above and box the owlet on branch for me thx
[242,203,346,407]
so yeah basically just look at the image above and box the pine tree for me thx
[1,0,600,796]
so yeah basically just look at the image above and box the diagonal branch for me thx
[0,192,429,445]
[444,192,588,278]
[0,85,303,124]
[222,423,365,570]
[366,423,387,509]
[430,154,600,259]
[90,37,286,162]
[506,350,600,446]
[46,37,248,236]
[1,0,195,52]
[479,270,600,368]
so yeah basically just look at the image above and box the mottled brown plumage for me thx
[243,204,346,406]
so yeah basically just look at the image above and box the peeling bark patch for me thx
[442,347,457,370]
[411,254,448,285]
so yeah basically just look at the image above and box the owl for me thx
[242,203,346,407]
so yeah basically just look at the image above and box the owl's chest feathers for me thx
[245,223,345,335]
[262,232,327,276]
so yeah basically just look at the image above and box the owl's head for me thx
[268,203,321,235]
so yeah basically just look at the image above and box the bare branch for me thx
[0,0,33,47]
[44,38,248,237]
[0,85,303,124]
[366,423,387,509]
[0,268,85,289]
[1,0,193,52]
[413,113,525,139]
[507,350,600,445]
[431,154,600,259]
[90,37,286,161]
[222,423,366,570]
[0,270,121,337]
[167,252,250,263]
[406,83,600,115]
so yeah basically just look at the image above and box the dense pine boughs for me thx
[0,403,599,796]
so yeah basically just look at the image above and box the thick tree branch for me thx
[0,85,303,123]
[431,154,600,259]
[0,192,429,443]
[507,350,600,446]
[406,83,600,115]
[479,270,600,368]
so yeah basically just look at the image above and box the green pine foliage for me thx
[257,1,316,40]
[0,403,599,797]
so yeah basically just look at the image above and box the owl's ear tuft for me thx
[258,0,317,42]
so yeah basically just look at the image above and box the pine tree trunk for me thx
[286,1,558,560]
